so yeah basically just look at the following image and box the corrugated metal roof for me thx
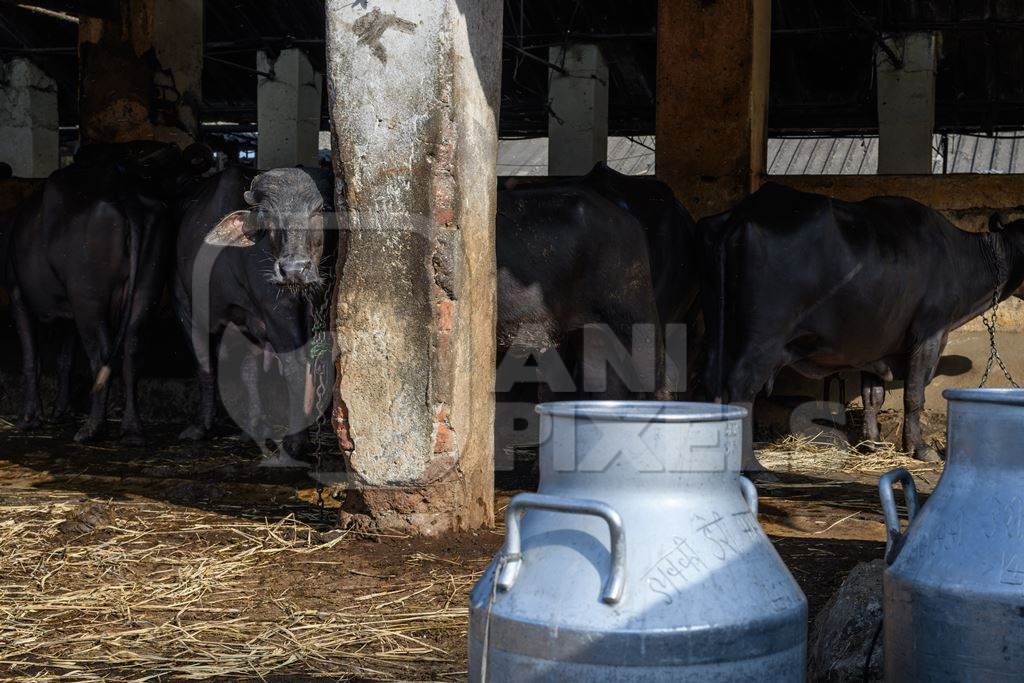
[768,132,1024,175]
[487,132,1024,177]
[497,136,656,176]
[768,136,879,175]
[943,133,1024,174]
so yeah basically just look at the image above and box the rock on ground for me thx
[808,559,885,682]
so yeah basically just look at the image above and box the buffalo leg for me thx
[580,309,661,400]
[861,372,886,444]
[11,288,41,430]
[179,338,218,441]
[240,345,271,448]
[282,354,312,464]
[119,329,145,445]
[262,311,312,466]
[264,352,310,467]
[726,345,786,473]
[578,324,636,399]
[73,317,113,443]
[52,327,76,422]
[903,335,943,462]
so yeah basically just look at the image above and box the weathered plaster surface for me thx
[326,0,500,533]
[257,49,323,170]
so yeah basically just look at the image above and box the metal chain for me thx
[309,286,334,520]
[979,235,1020,389]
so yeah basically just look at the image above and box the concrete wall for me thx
[876,32,939,175]
[257,49,323,170]
[0,59,58,178]
[547,44,608,176]
[326,0,501,534]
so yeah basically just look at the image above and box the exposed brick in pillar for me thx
[327,0,500,535]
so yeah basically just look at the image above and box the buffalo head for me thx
[206,168,326,289]
[989,211,1024,299]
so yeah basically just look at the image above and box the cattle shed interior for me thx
[1,0,1023,678]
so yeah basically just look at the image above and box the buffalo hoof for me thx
[914,446,942,463]
[17,415,42,431]
[121,431,146,447]
[259,450,311,469]
[74,423,103,443]
[178,425,208,442]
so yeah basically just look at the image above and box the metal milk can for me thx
[469,401,807,681]
[880,388,1024,681]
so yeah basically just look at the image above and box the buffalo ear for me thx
[205,210,256,247]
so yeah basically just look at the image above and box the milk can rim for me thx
[943,388,1024,406]
[536,400,747,422]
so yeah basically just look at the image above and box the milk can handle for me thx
[740,476,759,516]
[879,467,919,564]
[496,492,626,605]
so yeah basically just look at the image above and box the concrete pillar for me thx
[547,43,608,176]
[0,58,58,178]
[257,49,323,170]
[656,0,772,217]
[78,0,203,146]
[326,0,501,534]
[876,32,939,175]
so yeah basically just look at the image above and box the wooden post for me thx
[656,0,771,218]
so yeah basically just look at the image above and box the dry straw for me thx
[0,493,483,681]
[1,427,935,680]
[757,433,944,476]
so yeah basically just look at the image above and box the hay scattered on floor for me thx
[757,434,944,475]
[0,492,484,681]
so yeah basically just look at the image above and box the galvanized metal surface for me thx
[882,388,1024,682]
[469,401,808,681]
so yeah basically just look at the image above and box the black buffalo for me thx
[702,183,1024,461]
[497,165,697,399]
[503,164,699,332]
[579,163,699,332]
[496,182,666,399]
[173,166,332,465]
[7,142,201,443]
